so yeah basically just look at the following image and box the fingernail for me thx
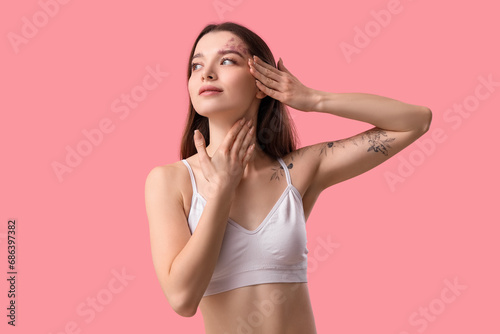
[240,118,246,125]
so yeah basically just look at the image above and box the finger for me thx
[253,55,283,78]
[250,62,281,91]
[220,118,247,154]
[277,58,292,75]
[242,143,256,167]
[238,124,255,162]
[193,129,208,161]
[255,79,282,100]
[249,58,282,84]
[194,130,214,180]
[230,119,251,160]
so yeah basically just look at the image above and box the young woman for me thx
[145,22,432,333]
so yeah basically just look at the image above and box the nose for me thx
[202,63,217,81]
[202,72,216,81]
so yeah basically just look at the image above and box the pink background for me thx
[2,0,499,333]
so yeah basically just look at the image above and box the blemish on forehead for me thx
[223,38,249,55]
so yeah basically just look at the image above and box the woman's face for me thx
[188,31,264,119]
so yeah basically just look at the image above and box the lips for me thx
[199,85,223,95]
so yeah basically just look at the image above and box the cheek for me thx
[228,70,256,92]
[187,78,197,97]
[243,75,258,96]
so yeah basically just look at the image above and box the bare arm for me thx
[146,166,235,317]
[312,91,431,133]
[303,92,431,190]
[164,181,235,315]
[249,56,431,133]
[146,118,255,317]
[249,57,431,191]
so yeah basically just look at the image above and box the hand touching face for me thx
[249,55,318,112]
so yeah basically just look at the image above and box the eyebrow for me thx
[192,49,245,60]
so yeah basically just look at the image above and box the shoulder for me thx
[145,159,196,221]
[281,144,322,177]
[146,161,184,185]
[279,145,322,195]
[145,160,192,205]
[278,145,324,221]
[146,156,197,179]
[281,144,319,167]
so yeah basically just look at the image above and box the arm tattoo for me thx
[269,129,395,182]
[364,128,395,156]
[318,128,395,157]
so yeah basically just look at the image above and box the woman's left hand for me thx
[249,56,320,112]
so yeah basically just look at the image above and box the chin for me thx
[193,104,241,118]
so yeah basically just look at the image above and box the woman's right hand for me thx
[193,118,256,197]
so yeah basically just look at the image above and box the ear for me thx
[256,88,267,99]
[255,82,267,99]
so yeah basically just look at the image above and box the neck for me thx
[204,114,271,174]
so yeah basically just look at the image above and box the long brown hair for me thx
[180,22,299,160]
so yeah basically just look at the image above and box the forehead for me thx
[194,31,247,54]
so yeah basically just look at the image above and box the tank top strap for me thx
[181,159,198,194]
[277,157,291,186]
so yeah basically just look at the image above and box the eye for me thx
[221,57,237,65]
[191,57,237,72]
[191,63,201,71]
